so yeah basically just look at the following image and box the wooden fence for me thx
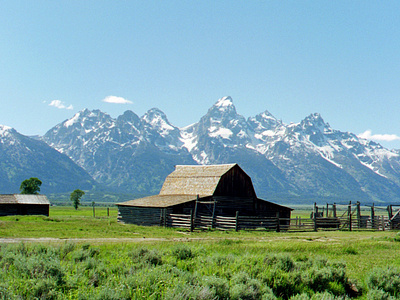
[120,201,400,232]
[164,211,394,232]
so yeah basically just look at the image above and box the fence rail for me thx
[161,211,396,232]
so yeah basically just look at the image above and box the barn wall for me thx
[203,196,255,217]
[170,201,196,214]
[255,199,291,218]
[214,165,256,197]
[0,204,49,216]
[117,206,164,226]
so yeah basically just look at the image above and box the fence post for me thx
[190,210,194,232]
[382,215,385,231]
[313,203,317,231]
[211,200,216,229]
[333,203,337,218]
[371,204,375,229]
[313,217,317,232]
[388,205,393,219]
[276,211,280,232]
[92,201,95,218]
[235,211,239,232]
[326,203,329,218]
[348,201,352,231]
[356,201,361,229]
[107,207,109,217]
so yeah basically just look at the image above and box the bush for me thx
[366,288,396,300]
[172,244,195,260]
[367,267,400,296]
[264,254,295,272]
[289,292,348,300]
[202,275,230,299]
[130,247,163,266]
[229,271,272,299]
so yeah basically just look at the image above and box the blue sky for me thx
[1,1,400,149]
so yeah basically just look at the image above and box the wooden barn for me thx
[0,194,50,217]
[117,164,292,229]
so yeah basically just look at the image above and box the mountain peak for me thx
[0,125,13,136]
[142,108,169,124]
[301,113,328,130]
[142,108,176,135]
[207,96,238,118]
[215,96,233,108]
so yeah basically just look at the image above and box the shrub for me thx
[367,267,400,296]
[289,292,349,300]
[163,283,216,300]
[264,254,295,272]
[366,288,396,300]
[72,245,100,263]
[59,242,76,259]
[202,275,230,299]
[229,272,268,300]
[172,244,195,260]
[130,247,163,266]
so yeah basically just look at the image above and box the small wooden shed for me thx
[117,164,292,227]
[0,194,50,216]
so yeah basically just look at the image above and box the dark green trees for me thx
[20,177,42,194]
[70,189,85,210]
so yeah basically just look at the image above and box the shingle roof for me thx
[0,194,50,205]
[117,194,204,208]
[117,164,252,208]
[160,164,236,195]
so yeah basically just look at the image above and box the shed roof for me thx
[160,164,237,195]
[0,194,50,205]
[117,194,204,208]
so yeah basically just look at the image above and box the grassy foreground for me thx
[1,207,400,299]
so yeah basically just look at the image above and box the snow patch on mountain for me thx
[215,96,233,108]
[64,112,81,128]
[0,125,12,136]
[180,128,197,152]
[208,127,233,139]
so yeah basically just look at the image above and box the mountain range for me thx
[2,96,400,204]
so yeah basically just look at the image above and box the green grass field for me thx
[1,206,400,299]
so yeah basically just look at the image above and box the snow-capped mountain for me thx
[0,125,95,193]
[40,96,400,203]
[44,108,195,194]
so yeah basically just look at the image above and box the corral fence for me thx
[163,201,399,232]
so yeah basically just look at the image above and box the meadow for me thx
[1,207,400,299]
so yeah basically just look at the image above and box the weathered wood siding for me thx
[117,206,166,226]
[0,204,49,216]
[208,196,255,216]
[214,165,256,198]
[255,199,291,218]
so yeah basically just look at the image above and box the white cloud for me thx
[359,130,400,142]
[49,100,73,110]
[102,95,132,104]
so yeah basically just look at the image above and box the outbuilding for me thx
[0,194,50,216]
[117,164,292,228]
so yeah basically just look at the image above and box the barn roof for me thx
[160,164,237,196]
[0,194,50,205]
[117,194,206,208]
